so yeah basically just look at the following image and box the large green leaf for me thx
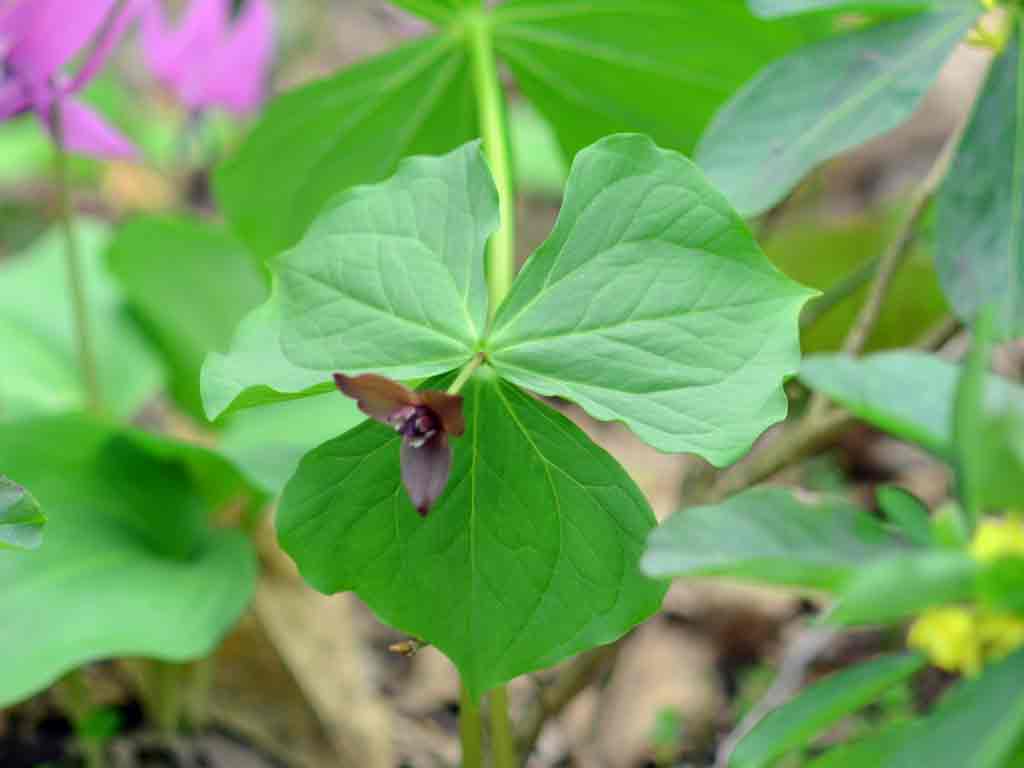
[642,487,904,590]
[200,288,331,419]
[937,36,1024,339]
[954,308,1024,520]
[215,35,478,259]
[0,416,257,707]
[731,653,926,768]
[0,222,163,420]
[492,0,810,162]
[883,647,1024,768]
[276,141,495,376]
[697,8,979,217]
[799,352,1024,459]
[806,725,916,768]
[488,134,814,465]
[106,216,268,420]
[0,477,45,551]
[219,391,364,495]
[827,551,978,625]
[278,370,665,698]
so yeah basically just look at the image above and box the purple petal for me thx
[198,0,272,114]
[400,435,452,517]
[68,0,147,95]
[142,0,227,100]
[38,97,138,159]
[0,80,28,120]
[6,0,114,84]
[333,373,416,424]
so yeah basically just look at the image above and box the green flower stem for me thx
[51,102,102,413]
[61,668,106,768]
[448,353,486,395]
[466,8,516,319]
[490,685,519,768]
[459,685,484,768]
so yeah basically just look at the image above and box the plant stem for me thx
[490,685,518,768]
[448,353,486,395]
[51,101,102,413]
[145,660,184,734]
[61,669,106,768]
[799,253,881,331]
[459,684,483,768]
[466,9,516,318]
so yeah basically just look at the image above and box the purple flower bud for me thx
[334,373,465,517]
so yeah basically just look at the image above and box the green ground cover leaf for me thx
[799,352,1024,459]
[731,653,926,768]
[278,370,665,698]
[642,487,904,590]
[698,8,979,216]
[0,416,257,707]
[215,35,479,259]
[937,36,1024,338]
[107,216,267,420]
[749,0,970,17]
[883,648,1024,768]
[0,477,44,551]
[0,222,163,420]
[488,134,814,465]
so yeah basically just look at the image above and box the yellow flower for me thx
[977,611,1024,661]
[908,607,982,676]
[970,518,1024,563]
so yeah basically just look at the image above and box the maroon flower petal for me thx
[420,390,465,437]
[334,373,417,423]
[400,433,452,516]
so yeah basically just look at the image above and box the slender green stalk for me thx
[51,102,102,413]
[490,685,518,768]
[466,9,516,318]
[448,353,486,395]
[146,660,184,734]
[459,685,483,768]
[62,669,106,768]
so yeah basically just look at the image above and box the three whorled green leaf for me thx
[698,7,980,217]
[937,32,1024,339]
[216,0,815,259]
[489,134,814,465]
[278,370,665,698]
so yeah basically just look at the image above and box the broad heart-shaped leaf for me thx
[806,725,915,768]
[0,477,45,551]
[642,487,905,591]
[106,215,268,421]
[278,370,665,699]
[0,221,163,420]
[799,352,1024,460]
[697,8,979,217]
[491,0,812,162]
[826,551,978,625]
[0,415,257,707]
[730,653,926,768]
[215,34,478,259]
[200,287,333,420]
[276,142,495,376]
[488,134,814,465]
[883,647,1024,768]
[937,36,1024,339]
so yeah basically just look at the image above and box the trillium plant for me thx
[5,0,1024,765]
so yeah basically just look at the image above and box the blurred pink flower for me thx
[142,0,273,116]
[0,0,141,158]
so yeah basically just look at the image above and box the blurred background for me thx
[0,1,1013,766]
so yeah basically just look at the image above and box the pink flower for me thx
[141,0,273,116]
[0,0,141,159]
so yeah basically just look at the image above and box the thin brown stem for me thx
[516,643,619,757]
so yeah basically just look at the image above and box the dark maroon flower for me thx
[334,373,464,517]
